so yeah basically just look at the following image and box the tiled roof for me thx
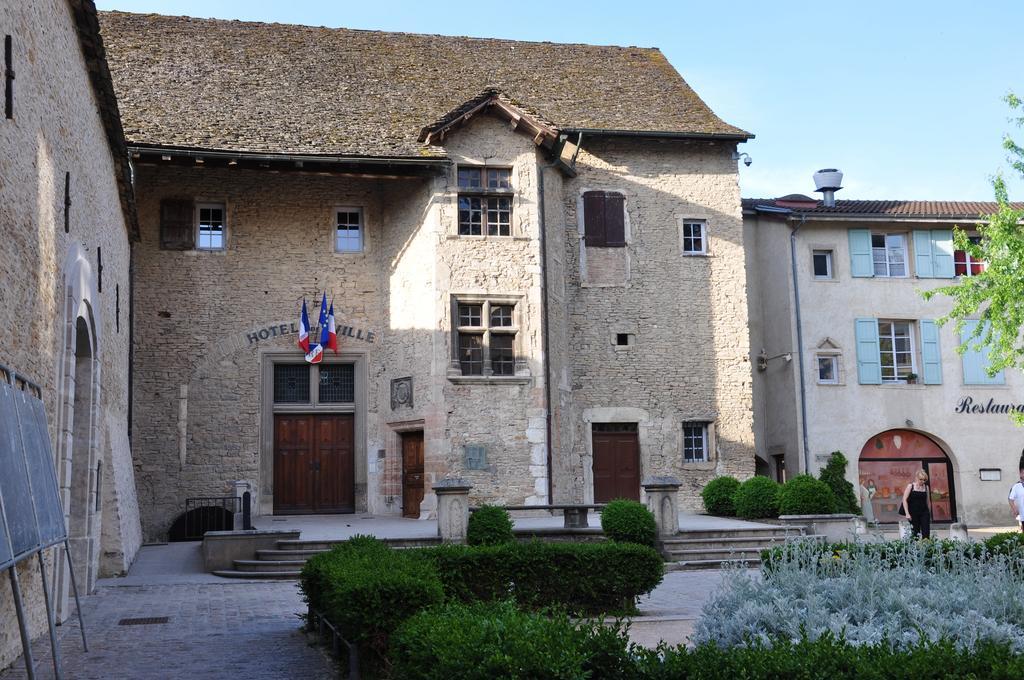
[742,198,1024,219]
[96,11,750,158]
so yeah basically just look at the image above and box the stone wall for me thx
[560,138,755,509]
[0,0,140,670]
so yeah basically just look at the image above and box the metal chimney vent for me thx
[813,168,843,208]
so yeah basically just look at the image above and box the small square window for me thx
[486,168,512,189]
[336,208,363,252]
[817,355,839,384]
[459,304,482,327]
[812,250,833,278]
[458,167,482,188]
[490,305,513,327]
[682,221,706,255]
[465,444,487,470]
[196,203,225,250]
[682,422,709,462]
[616,333,630,346]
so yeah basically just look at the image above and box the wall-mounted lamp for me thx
[732,151,753,167]
[757,349,792,372]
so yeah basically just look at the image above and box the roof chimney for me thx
[813,168,843,208]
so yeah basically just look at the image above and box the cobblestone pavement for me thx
[0,581,335,680]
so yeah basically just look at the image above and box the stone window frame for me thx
[456,165,514,238]
[334,206,364,253]
[447,293,530,384]
[195,202,227,251]
[682,420,715,464]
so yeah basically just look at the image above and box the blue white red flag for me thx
[297,299,311,353]
[318,292,328,329]
[326,301,338,353]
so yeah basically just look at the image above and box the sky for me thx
[94,0,1024,201]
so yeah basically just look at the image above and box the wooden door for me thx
[274,413,354,514]
[401,431,425,518]
[592,427,640,502]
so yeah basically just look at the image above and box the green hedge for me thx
[701,476,740,516]
[467,504,514,546]
[390,605,1024,680]
[779,474,837,515]
[422,540,664,615]
[600,499,657,546]
[734,476,781,519]
[299,536,445,669]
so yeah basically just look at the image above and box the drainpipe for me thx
[789,213,811,474]
[127,241,135,444]
[537,160,555,504]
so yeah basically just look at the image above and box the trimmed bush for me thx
[733,476,781,519]
[421,540,664,615]
[701,476,740,516]
[466,504,514,546]
[779,474,837,515]
[818,451,861,514]
[601,498,657,546]
[299,535,444,669]
[390,601,594,680]
[984,531,1024,555]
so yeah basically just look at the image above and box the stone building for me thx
[96,11,756,542]
[745,182,1024,526]
[0,0,141,669]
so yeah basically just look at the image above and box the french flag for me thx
[326,301,338,353]
[297,299,311,353]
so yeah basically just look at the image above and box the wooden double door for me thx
[274,413,354,514]
[401,431,425,518]
[592,425,640,502]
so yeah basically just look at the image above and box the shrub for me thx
[466,504,514,546]
[601,498,657,546]
[389,601,595,680]
[778,474,837,515]
[984,531,1024,555]
[818,451,861,514]
[733,476,781,519]
[299,535,444,669]
[421,540,664,615]
[701,476,740,516]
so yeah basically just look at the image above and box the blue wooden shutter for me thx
[961,320,1005,385]
[920,320,942,385]
[849,229,874,278]
[913,230,933,278]
[931,230,955,278]
[855,318,882,384]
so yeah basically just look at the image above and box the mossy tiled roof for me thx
[98,11,750,157]
[744,198,1024,219]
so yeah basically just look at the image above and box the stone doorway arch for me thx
[858,429,956,524]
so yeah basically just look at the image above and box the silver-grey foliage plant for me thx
[693,539,1024,651]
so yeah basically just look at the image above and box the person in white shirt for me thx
[1007,467,1024,532]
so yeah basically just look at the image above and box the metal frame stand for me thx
[8,565,36,680]
[63,539,88,651]
[37,552,62,679]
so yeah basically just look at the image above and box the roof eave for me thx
[561,127,754,142]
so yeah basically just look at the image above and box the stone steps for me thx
[663,529,824,571]
[212,569,303,580]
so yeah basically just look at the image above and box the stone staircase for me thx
[662,525,821,571]
[211,536,442,579]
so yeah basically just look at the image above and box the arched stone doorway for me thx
[858,430,956,524]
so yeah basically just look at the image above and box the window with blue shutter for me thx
[849,229,874,277]
[855,318,882,384]
[961,320,1005,385]
[920,320,942,384]
[913,231,934,278]
[930,230,955,278]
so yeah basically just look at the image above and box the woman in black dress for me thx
[901,470,931,539]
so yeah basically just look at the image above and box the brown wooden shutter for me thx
[605,193,625,246]
[583,191,606,246]
[160,199,195,250]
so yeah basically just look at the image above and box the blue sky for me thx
[95,0,1024,201]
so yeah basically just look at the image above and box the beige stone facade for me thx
[0,0,141,669]
[127,112,755,540]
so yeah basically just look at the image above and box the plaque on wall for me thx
[391,377,413,410]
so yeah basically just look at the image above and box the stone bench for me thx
[471,504,607,529]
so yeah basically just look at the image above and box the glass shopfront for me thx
[858,430,956,524]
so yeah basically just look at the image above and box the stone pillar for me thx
[433,478,472,543]
[642,476,681,537]
[948,522,969,541]
[230,480,252,531]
